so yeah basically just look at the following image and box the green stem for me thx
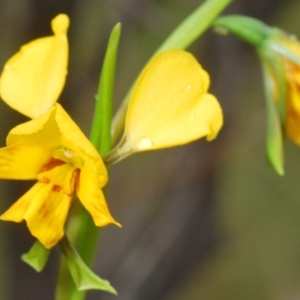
[213,15,276,46]
[111,0,232,145]
[54,23,121,300]
[55,251,78,300]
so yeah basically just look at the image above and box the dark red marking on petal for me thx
[52,185,62,192]
[39,158,65,173]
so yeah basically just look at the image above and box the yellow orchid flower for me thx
[0,103,121,249]
[0,14,69,119]
[106,49,223,164]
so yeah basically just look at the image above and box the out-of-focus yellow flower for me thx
[276,39,300,145]
[213,15,300,174]
[0,104,121,249]
[105,49,223,164]
[0,14,69,119]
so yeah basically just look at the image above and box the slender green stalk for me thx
[213,15,276,46]
[54,23,121,300]
[55,250,78,300]
[111,0,232,145]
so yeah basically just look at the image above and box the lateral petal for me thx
[0,14,69,118]
[1,182,71,248]
[6,106,61,149]
[24,183,72,248]
[77,163,121,228]
[0,183,42,222]
[0,142,53,179]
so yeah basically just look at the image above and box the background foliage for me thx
[1,0,300,299]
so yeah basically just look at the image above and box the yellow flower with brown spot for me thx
[0,14,69,118]
[0,104,121,249]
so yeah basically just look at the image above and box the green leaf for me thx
[260,55,285,175]
[59,235,117,294]
[90,22,121,156]
[21,241,51,272]
[264,47,287,125]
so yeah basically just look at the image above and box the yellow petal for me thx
[77,163,121,228]
[0,14,69,118]
[277,38,300,57]
[133,94,222,150]
[281,53,300,145]
[286,81,300,145]
[7,106,61,149]
[124,49,223,151]
[286,116,300,145]
[0,142,53,179]
[7,104,108,182]
[1,182,72,248]
[25,183,72,248]
[0,183,42,222]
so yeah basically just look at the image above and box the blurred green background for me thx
[1,0,300,299]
